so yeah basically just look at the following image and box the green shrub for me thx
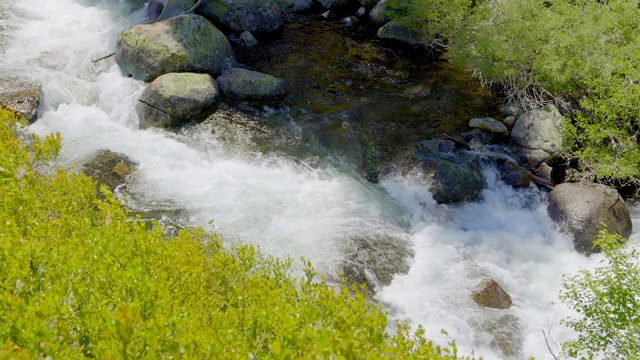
[559,230,640,359]
[0,107,466,358]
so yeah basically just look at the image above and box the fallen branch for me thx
[138,99,177,118]
[91,52,115,63]
[185,0,205,14]
[442,133,471,149]
[530,173,554,190]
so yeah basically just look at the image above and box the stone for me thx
[547,182,632,255]
[469,117,510,136]
[533,162,553,184]
[137,72,221,129]
[376,20,432,49]
[423,157,486,204]
[216,68,286,102]
[472,278,512,309]
[510,105,564,167]
[77,150,138,198]
[115,14,237,82]
[342,16,359,27]
[146,0,164,22]
[500,104,521,117]
[316,0,349,9]
[501,167,531,188]
[355,7,366,17]
[274,0,313,11]
[196,0,283,34]
[157,0,192,21]
[239,31,258,47]
[0,84,42,124]
[502,115,516,129]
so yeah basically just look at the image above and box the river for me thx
[1,1,637,358]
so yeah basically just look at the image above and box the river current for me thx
[1,1,638,358]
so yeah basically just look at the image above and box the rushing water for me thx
[2,1,638,359]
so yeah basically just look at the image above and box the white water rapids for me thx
[1,1,638,358]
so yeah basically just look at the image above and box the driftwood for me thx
[91,52,115,63]
[138,99,177,118]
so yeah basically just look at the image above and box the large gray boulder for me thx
[469,117,509,136]
[196,0,283,34]
[137,72,221,129]
[547,182,632,255]
[510,105,564,167]
[0,83,42,124]
[217,68,286,101]
[115,14,237,82]
[377,20,433,49]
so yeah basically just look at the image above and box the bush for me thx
[0,107,466,358]
[559,230,640,359]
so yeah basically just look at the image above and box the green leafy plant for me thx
[0,107,469,358]
[559,229,640,359]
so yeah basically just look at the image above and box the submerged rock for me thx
[137,72,221,129]
[547,182,632,255]
[472,278,512,309]
[196,0,283,34]
[0,83,42,124]
[217,68,286,102]
[116,14,237,81]
[77,150,138,198]
[469,117,509,136]
[424,157,485,204]
[482,314,523,359]
[510,105,564,167]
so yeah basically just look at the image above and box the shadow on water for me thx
[232,18,500,181]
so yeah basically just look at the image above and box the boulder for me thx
[472,278,512,309]
[501,167,531,188]
[196,0,283,34]
[217,68,286,102]
[423,157,485,204]
[369,0,408,25]
[377,20,434,49]
[137,72,221,129]
[510,105,564,167]
[547,182,632,255]
[157,0,192,21]
[77,150,138,198]
[0,84,42,124]
[239,31,258,47]
[275,0,313,11]
[502,115,516,129]
[469,117,509,136]
[316,0,349,9]
[115,14,237,82]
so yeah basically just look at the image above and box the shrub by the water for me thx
[0,107,465,358]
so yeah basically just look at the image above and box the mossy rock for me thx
[369,0,410,25]
[217,68,286,102]
[137,72,221,129]
[115,14,237,82]
[0,84,42,124]
[77,150,138,198]
[472,278,512,309]
[423,156,485,204]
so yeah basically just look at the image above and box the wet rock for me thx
[510,104,564,167]
[377,20,433,49]
[500,104,522,118]
[355,6,366,17]
[423,157,485,204]
[0,84,42,124]
[469,117,509,136]
[533,162,553,184]
[275,0,313,11]
[547,182,632,255]
[239,31,258,47]
[217,68,286,102]
[137,72,221,129]
[115,14,237,82]
[77,150,138,198]
[145,0,164,22]
[502,115,516,129]
[196,0,283,34]
[342,16,359,27]
[483,314,523,359]
[341,234,413,292]
[316,0,349,9]
[157,0,192,21]
[472,278,512,309]
[461,128,493,147]
[501,167,531,188]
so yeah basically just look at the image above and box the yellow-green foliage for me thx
[0,107,466,359]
